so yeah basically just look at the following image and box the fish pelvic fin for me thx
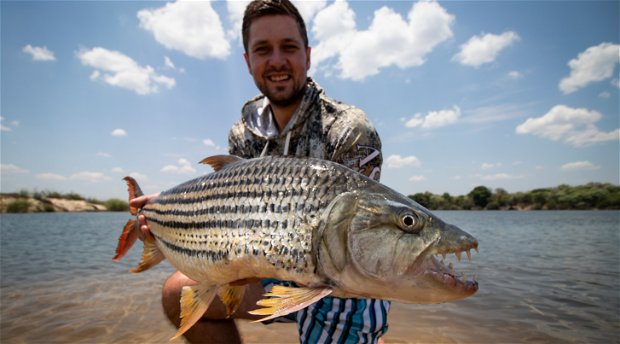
[249,285,332,323]
[130,235,165,273]
[123,176,144,216]
[217,285,247,318]
[171,284,218,341]
[199,155,243,172]
[112,219,139,261]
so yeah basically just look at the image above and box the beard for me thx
[256,73,307,108]
[266,83,306,107]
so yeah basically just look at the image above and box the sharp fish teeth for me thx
[448,262,455,276]
[466,250,472,261]
[441,253,447,260]
[455,251,462,262]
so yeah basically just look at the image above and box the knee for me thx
[162,271,196,325]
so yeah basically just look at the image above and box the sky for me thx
[1,0,619,201]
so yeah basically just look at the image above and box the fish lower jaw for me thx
[426,250,478,294]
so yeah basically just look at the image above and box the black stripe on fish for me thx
[147,217,289,231]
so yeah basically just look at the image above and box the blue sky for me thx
[1,0,619,200]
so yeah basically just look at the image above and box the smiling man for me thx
[134,1,388,342]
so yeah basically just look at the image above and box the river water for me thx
[1,211,618,343]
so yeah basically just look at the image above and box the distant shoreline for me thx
[0,193,130,213]
[0,194,107,213]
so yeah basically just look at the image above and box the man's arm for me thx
[327,108,383,181]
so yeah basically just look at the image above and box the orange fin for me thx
[218,285,247,318]
[113,220,138,261]
[130,235,165,273]
[123,176,144,216]
[249,285,332,323]
[199,155,244,172]
[171,284,218,340]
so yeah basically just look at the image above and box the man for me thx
[132,1,389,342]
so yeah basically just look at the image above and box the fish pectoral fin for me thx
[248,285,332,323]
[218,285,247,318]
[113,220,138,261]
[129,235,165,273]
[171,284,218,340]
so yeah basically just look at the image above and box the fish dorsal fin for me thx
[123,176,144,216]
[249,285,332,323]
[199,155,244,172]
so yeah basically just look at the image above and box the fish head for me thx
[315,188,478,304]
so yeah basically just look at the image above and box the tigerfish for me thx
[113,155,478,339]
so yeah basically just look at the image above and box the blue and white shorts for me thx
[262,279,391,344]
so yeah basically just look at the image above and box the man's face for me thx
[244,15,311,108]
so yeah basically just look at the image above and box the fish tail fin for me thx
[112,219,139,261]
[123,176,144,216]
[130,235,165,273]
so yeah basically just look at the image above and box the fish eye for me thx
[400,212,422,233]
[403,215,415,227]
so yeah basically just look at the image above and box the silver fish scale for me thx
[141,156,368,284]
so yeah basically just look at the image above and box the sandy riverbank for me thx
[0,194,107,213]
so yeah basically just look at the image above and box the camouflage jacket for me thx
[228,78,383,181]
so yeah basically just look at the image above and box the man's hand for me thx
[129,194,158,240]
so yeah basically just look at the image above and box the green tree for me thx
[468,186,492,209]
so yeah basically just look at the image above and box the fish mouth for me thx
[426,242,479,294]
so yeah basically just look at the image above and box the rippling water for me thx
[1,211,618,343]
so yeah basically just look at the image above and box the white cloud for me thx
[70,171,111,183]
[559,42,620,94]
[386,154,421,168]
[129,172,148,180]
[1,164,29,174]
[203,138,216,147]
[561,161,600,171]
[464,104,525,124]
[481,173,520,181]
[405,106,461,129]
[453,31,519,67]
[164,56,176,69]
[161,158,197,175]
[97,152,112,158]
[36,173,67,181]
[311,0,454,80]
[111,167,124,173]
[23,44,56,61]
[111,128,127,137]
[409,175,426,182]
[138,0,230,60]
[1,117,11,132]
[508,70,523,79]
[481,162,502,170]
[77,47,175,95]
[226,0,251,41]
[516,104,620,147]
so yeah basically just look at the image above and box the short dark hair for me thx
[242,0,309,53]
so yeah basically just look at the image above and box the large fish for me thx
[113,155,478,339]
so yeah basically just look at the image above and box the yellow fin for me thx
[248,285,332,323]
[218,285,247,318]
[130,235,165,273]
[171,284,218,340]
